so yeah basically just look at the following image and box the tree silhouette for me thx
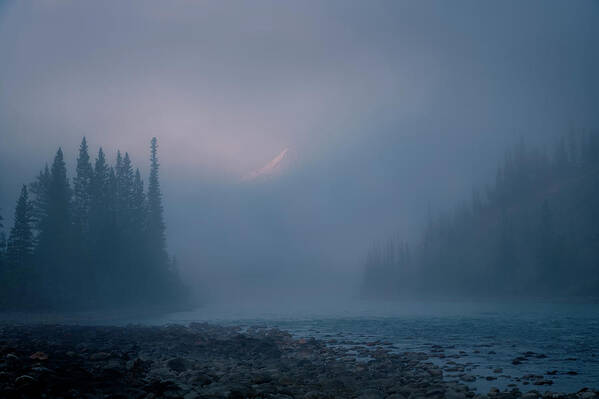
[1,137,186,310]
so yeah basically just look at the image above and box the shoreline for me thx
[0,323,596,399]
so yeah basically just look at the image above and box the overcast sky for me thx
[1,0,598,301]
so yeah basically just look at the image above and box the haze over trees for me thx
[362,131,599,299]
[0,137,186,310]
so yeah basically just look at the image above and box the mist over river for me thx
[146,300,599,394]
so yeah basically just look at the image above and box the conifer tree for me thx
[73,137,93,236]
[6,186,36,307]
[132,169,146,232]
[116,151,135,231]
[30,165,51,243]
[35,148,72,307]
[147,137,168,268]
[72,138,94,300]
[86,148,110,302]
[0,210,6,305]
[114,151,136,300]
[0,211,4,264]
[6,185,34,268]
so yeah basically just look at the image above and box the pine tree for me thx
[147,138,168,267]
[0,210,6,306]
[6,186,36,307]
[35,148,72,307]
[116,151,135,231]
[73,137,93,236]
[114,151,136,301]
[145,137,175,301]
[126,168,147,302]
[90,148,110,225]
[6,185,34,268]
[88,148,115,304]
[71,138,95,301]
[30,165,51,244]
[132,169,146,232]
[0,210,4,264]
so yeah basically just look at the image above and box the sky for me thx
[1,0,598,301]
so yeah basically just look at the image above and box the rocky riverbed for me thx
[0,323,597,399]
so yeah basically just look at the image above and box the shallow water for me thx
[154,300,599,393]
[2,299,597,393]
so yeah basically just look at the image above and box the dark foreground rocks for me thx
[0,323,597,399]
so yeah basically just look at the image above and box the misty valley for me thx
[1,1,599,399]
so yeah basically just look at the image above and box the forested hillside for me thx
[362,131,599,299]
[0,137,187,310]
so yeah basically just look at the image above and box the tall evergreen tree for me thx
[0,210,6,306]
[0,210,4,264]
[128,168,147,301]
[6,186,34,268]
[72,138,94,301]
[132,169,146,232]
[73,137,93,236]
[30,165,51,244]
[88,148,115,304]
[147,138,167,267]
[36,148,72,307]
[6,186,36,307]
[114,151,136,301]
[116,151,135,230]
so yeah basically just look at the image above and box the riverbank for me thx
[0,323,596,399]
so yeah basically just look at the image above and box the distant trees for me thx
[362,130,599,299]
[6,186,34,270]
[0,137,186,310]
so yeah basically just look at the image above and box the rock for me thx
[446,391,467,399]
[90,352,111,361]
[304,391,328,399]
[426,388,445,397]
[522,392,540,399]
[167,357,189,373]
[14,374,39,395]
[29,352,48,361]
[428,368,443,377]
[228,384,256,399]
[144,379,182,396]
[14,374,36,386]
[130,357,153,372]
[386,394,407,399]
[5,353,20,368]
[251,372,272,384]
[358,389,385,399]
[190,372,213,386]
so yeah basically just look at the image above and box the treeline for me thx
[0,137,186,310]
[362,131,599,299]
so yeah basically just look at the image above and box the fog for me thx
[1,0,598,307]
